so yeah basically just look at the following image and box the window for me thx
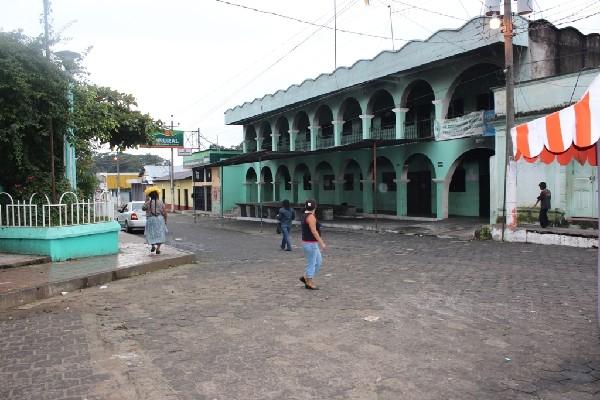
[381,172,397,192]
[343,174,354,191]
[194,169,202,182]
[450,167,466,192]
[381,110,395,129]
[162,189,166,201]
[283,172,291,190]
[359,174,363,191]
[323,174,335,191]
[206,169,212,182]
[303,173,312,190]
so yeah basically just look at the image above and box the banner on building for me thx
[178,148,193,156]
[437,111,492,141]
[147,130,185,148]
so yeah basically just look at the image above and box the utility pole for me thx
[170,115,175,213]
[42,0,56,201]
[500,0,514,241]
[388,5,395,51]
[334,0,337,69]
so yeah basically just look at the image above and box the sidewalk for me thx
[0,232,195,311]
[218,212,598,245]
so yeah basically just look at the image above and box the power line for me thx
[390,0,468,21]
[214,0,396,41]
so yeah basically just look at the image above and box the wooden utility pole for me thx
[501,0,515,241]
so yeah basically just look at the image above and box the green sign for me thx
[150,130,184,147]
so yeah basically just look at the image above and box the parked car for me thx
[116,201,146,232]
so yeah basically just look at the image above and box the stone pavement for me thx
[1,215,598,399]
[0,232,194,310]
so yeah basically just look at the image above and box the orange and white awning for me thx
[511,73,600,166]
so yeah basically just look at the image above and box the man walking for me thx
[534,182,551,228]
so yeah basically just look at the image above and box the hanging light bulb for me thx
[490,16,502,30]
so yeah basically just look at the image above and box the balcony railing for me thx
[317,136,334,149]
[245,140,257,153]
[341,131,362,145]
[295,139,310,151]
[404,119,434,140]
[278,138,290,152]
[371,127,396,140]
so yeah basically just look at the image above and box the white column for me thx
[332,120,344,147]
[289,129,298,151]
[309,125,320,151]
[392,107,409,139]
[360,114,374,140]
[272,133,280,152]
[432,99,444,139]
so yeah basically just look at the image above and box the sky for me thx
[1,0,599,165]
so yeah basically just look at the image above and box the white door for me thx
[568,162,598,218]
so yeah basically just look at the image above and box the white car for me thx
[116,201,146,232]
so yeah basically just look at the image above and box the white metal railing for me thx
[0,191,115,228]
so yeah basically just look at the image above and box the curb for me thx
[0,252,195,311]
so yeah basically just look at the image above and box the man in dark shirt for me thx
[534,182,551,228]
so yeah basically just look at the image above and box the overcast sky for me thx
[1,0,599,164]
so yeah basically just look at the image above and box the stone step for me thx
[0,253,51,270]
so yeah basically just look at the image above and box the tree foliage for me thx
[0,31,161,199]
[92,152,169,174]
[0,31,69,191]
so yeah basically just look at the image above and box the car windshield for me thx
[131,203,144,211]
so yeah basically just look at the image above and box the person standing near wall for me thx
[277,199,294,251]
[534,182,551,228]
[299,199,326,290]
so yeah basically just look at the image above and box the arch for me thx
[446,148,495,218]
[275,117,290,151]
[314,104,334,139]
[340,159,364,212]
[368,89,396,139]
[403,80,435,139]
[403,153,436,217]
[275,164,292,202]
[293,163,312,204]
[293,111,311,150]
[315,161,336,204]
[261,166,274,202]
[337,97,363,140]
[245,126,257,152]
[245,167,258,203]
[368,156,397,214]
[259,121,272,151]
[445,63,504,119]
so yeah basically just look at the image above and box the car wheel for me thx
[125,221,131,233]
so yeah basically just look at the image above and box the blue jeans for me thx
[303,242,322,279]
[280,225,292,250]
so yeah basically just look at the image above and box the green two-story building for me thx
[221,17,599,222]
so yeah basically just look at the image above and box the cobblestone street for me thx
[1,215,599,399]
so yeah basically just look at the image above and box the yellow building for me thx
[103,173,139,190]
[154,170,194,211]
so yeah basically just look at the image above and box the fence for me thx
[0,191,115,228]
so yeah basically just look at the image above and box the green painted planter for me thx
[0,221,120,261]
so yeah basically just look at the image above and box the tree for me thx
[0,31,70,194]
[0,31,161,199]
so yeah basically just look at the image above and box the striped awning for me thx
[511,73,600,166]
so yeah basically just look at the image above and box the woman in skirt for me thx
[143,186,168,254]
